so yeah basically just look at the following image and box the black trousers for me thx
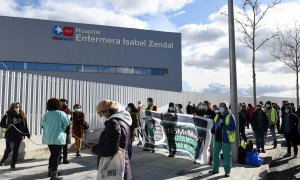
[48,145,63,171]
[239,127,247,142]
[284,133,298,155]
[1,138,22,166]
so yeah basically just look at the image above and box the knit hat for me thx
[96,100,118,113]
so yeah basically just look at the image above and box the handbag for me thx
[96,148,125,180]
[83,121,89,131]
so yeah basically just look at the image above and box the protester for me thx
[196,102,204,116]
[246,104,255,129]
[92,100,132,180]
[59,99,72,164]
[145,97,157,111]
[186,102,193,114]
[239,104,247,142]
[72,103,85,157]
[209,102,236,178]
[0,102,30,170]
[251,104,269,153]
[201,100,215,164]
[281,103,299,157]
[167,102,178,113]
[136,101,144,146]
[41,98,71,179]
[264,101,278,149]
[144,97,158,153]
[177,104,184,114]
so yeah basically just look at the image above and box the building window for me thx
[134,67,151,75]
[117,67,134,74]
[84,65,98,72]
[151,68,168,76]
[0,61,13,69]
[36,63,58,71]
[0,61,168,76]
[98,66,116,73]
[58,64,79,72]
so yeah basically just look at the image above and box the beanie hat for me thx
[96,100,118,113]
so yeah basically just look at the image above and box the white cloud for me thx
[180,1,300,98]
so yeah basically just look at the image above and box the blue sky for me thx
[1,0,300,98]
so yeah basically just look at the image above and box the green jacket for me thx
[41,110,71,145]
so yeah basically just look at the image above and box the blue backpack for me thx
[245,150,263,167]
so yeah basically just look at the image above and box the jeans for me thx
[254,131,265,151]
[269,125,277,146]
[0,138,22,166]
[284,133,298,155]
[48,145,63,171]
[212,141,232,174]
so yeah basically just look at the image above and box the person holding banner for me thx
[209,102,236,178]
[144,97,158,153]
[0,102,30,170]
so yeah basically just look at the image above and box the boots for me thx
[0,160,4,166]
[50,171,63,180]
[10,164,16,171]
[48,168,61,177]
[76,152,81,157]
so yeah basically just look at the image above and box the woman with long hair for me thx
[0,102,30,170]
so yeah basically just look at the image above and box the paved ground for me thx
[266,140,300,180]
[0,129,295,180]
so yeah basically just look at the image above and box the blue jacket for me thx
[41,110,71,145]
[211,112,236,143]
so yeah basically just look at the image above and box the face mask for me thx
[75,108,81,112]
[100,116,107,122]
[203,105,208,111]
[126,107,131,112]
[215,110,219,113]
[147,102,151,106]
[285,109,289,113]
[14,108,20,114]
[266,104,270,108]
[219,107,225,113]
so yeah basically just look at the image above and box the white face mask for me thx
[14,108,20,114]
[126,107,131,112]
[75,108,81,112]
[100,116,107,122]
[147,102,151,106]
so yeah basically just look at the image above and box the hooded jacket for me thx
[95,109,132,180]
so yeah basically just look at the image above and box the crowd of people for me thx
[0,97,300,179]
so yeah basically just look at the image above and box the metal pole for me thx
[228,0,239,162]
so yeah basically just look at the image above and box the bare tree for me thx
[271,22,300,108]
[235,0,280,107]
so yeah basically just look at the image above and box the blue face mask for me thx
[219,107,225,113]
[285,109,289,113]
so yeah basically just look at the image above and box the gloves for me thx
[26,134,31,139]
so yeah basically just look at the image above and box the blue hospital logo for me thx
[52,25,63,36]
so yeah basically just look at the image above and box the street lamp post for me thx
[228,0,239,162]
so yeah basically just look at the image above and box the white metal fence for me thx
[0,70,296,136]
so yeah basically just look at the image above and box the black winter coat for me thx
[281,113,299,135]
[0,112,29,141]
[251,110,269,133]
[93,118,132,180]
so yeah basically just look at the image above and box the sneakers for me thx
[10,166,16,171]
[224,173,230,177]
[137,142,143,146]
[285,153,291,157]
[209,170,219,175]
[168,154,175,158]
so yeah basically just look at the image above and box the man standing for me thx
[209,102,236,178]
[186,102,193,114]
[145,98,157,112]
[251,104,269,153]
[264,101,278,149]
